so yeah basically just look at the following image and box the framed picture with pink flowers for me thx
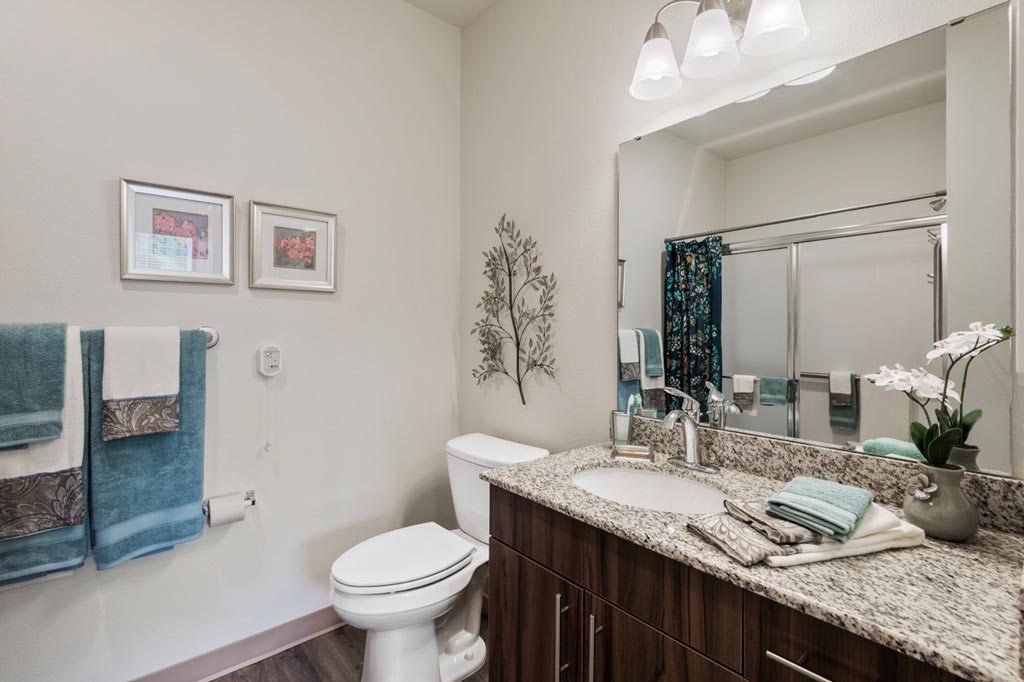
[249,201,336,292]
[120,179,234,284]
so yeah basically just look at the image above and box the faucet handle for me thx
[663,387,700,420]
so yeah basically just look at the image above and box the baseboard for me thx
[133,606,343,682]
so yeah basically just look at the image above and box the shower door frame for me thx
[722,215,948,438]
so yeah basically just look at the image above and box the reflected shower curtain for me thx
[664,236,723,413]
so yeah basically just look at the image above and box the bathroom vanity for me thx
[483,444,1024,682]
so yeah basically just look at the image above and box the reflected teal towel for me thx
[829,374,859,432]
[759,377,793,406]
[766,477,874,542]
[639,329,663,378]
[862,437,923,461]
[0,323,67,447]
[86,330,205,570]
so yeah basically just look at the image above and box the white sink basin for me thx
[571,467,727,515]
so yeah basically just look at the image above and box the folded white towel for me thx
[829,371,853,395]
[733,374,756,393]
[102,326,180,400]
[0,327,83,479]
[765,504,923,567]
[636,330,665,394]
[618,329,639,365]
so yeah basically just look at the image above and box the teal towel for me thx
[862,437,923,461]
[86,330,205,570]
[766,476,874,542]
[0,323,67,448]
[759,377,793,406]
[0,333,88,586]
[829,374,859,432]
[639,329,663,378]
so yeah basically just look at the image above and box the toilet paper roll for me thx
[206,493,248,527]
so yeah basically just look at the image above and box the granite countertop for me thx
[482,444,1024,682]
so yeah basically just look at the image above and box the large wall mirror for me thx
[617,4,1016,475]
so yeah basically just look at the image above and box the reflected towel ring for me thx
[198,326,219,349]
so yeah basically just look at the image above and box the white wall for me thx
[0,1,461,680]
[459,0,1003,454]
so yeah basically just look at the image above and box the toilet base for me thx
[439,636,486,682]
[362,622,442,682]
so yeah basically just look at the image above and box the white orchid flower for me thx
[863,364,914,393]
[908,368,959,404]
[927,322,1008,363]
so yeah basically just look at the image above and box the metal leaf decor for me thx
[471,213,557,405]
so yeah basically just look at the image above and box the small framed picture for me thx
[120,179,234,284]
[250,201,337,292]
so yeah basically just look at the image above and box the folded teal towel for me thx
[829,375,859,432]
[86,330,205,570]
[759,377,793,406]
[766,476,874,542]
[862,437,923,461]
[0,323,67,448]
[639,329,663,378]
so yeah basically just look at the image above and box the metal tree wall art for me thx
[472,214,557,405]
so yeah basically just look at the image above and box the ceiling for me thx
[402,0,497,27]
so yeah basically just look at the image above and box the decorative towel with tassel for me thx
[0,323,67,448]
[87,330,205,570]
[731,375,758,415]
[101,326,180,441]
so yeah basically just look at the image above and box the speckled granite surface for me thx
[482,444,1024,682]
[630,417,1024,535]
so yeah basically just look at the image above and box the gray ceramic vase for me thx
[902,463,979,542]
[947,445,981,472]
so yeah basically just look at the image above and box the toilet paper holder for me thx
[202,489,257,518]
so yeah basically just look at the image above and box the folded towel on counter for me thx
[690,502,918,568]
[635,331,666,413]
[101,326,180,441]
[618,329,641,381]
[0,327,85,542]
[0,330,88,586]
[829,373,859,432]
[759,377,793,406]
[767,476,874,542]
[87,330,205,570]
[638,329,663,378]
[0,323,67,448]
[731,375,759,416]
[724,498,820,544]
[861,437,923,461]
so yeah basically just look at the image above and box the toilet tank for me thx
[446,434,548,544]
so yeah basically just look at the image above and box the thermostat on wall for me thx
[259,345,282,377]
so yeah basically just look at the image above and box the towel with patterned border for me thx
[101,327,180,441]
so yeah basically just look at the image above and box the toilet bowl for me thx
[329,434,548,682]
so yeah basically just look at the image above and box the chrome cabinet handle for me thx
[554,593,570,680]
[587,614,606,682]
[766,650,833,682]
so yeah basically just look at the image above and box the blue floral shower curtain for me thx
[664,236,723,413]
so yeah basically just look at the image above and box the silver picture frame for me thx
[120,178,235,284]
[249,201,337,292]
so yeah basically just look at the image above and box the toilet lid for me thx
[331,522,475,594]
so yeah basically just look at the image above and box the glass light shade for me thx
[680,8,740,79]
[740,0,810,57]
[784,65,836,86]
[629,27,682,101]
[736,89,771,102]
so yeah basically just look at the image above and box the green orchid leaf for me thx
[926,428,963,467]
[909,421,928,455]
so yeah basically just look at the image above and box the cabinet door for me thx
[585,594,744,682]
[489,539,583,682]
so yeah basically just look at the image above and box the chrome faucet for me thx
[661,388,719,474]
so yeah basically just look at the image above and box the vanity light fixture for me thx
[735,89,771,102]
[783,65,836,86]
[630,0,810,101]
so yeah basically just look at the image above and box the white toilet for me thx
[330,434,548,682]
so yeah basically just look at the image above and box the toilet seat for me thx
[331,522,475,595]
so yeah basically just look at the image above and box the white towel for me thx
[829,371,853,395]
[636,331,665,394]
[101,326,180,441]
[0,327,83,479]
[765,505,923,567]
[618,329,639,365]
[733,374,756,393]
[102,326,179,400]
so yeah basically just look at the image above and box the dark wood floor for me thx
[218,619,489,682]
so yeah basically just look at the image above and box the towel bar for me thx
[198,326,219,349]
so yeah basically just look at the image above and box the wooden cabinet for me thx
[489,485,965,682]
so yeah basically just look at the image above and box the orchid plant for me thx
[865,322,1015,467]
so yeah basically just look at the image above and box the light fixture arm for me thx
[654,0,702,24]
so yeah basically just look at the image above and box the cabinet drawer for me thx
[744,593,964,682]
[490,486,744,672]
